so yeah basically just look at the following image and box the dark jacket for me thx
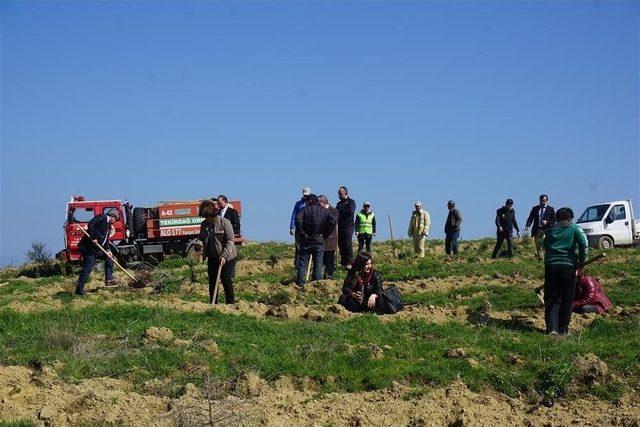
[336,197,356,231]
[526,205,556,235]
[342,270,383,307]
[78,214,111,254]
[324,206,339,251]
[573,276,612,314]
[295,203,337,245]
[222,207,241,235]
[445,208,463,233]
[495,207,519,234]
[290,198,306,230]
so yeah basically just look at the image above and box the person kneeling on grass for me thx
[573,272,612,314]
[199,199,237,304]
[338,252,382,313]
[542,207,588,336]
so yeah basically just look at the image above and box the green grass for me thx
[403,284,540,311]
[0,304,638,400]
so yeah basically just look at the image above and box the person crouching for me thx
[573,272,612,314]
[338,252,382,313]
[199,199,237,304]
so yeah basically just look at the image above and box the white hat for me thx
[302,187,311,196]
[414,201,423,207]
[364,201,371,206]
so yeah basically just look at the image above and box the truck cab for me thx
[577,199,640,249]
[59,196,127,262]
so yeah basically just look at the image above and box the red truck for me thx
[58,195,243,265]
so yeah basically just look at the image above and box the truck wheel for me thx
[133,208,147,239]
[597,236,614,249]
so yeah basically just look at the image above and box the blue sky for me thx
[1,1,638,265]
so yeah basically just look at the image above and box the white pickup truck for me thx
[576,199,640,249]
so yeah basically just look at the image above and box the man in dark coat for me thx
[75,210,120,296]
[318,195,339,279]
[444,200,463,255]
[217,195,241,236]
[491,199,520,259]
[525,194,556,258]
[295,194,336,286]
[336,186,356,267]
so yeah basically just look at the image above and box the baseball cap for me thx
[364,201,371,206]
[415,201,423,207]
[302,187,311,196]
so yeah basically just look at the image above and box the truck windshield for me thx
[577,204,609,223]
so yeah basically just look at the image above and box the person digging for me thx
[75,210,120,296]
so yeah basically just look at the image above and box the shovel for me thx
[211,262,223,305]
[77,225,136,282]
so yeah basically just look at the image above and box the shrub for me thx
[26,242,52,264]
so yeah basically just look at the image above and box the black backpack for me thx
[379,286,404,314]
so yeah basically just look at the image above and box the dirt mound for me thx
[573,353,609,386]
[1,365,639,426]
[0,365,169,426]
[143,327,174,344]
[246,377,640,426]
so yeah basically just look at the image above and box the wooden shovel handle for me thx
[212,261,223,305]
[76,225,136,281]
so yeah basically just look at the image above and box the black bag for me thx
[379,286,404,314]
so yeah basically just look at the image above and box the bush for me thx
[26,242,52,264]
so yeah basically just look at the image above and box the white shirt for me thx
[538,205,547,225]
[220,206,228,218]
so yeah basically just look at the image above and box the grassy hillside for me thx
[0,238,638,425]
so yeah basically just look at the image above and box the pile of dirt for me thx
[1,365,639,426]
[573,353,609,386]
[143,327,174,344]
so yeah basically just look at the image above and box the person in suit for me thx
[491,199,520,259]
[75,210,121,296]
[336,186,357,267]
[525,194,556,259]
[217,194,241,236]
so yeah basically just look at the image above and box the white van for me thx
[576,199,640,249]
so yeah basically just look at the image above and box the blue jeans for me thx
[296,244,324,286]
[76,251,113,295]
[445,230,460,255]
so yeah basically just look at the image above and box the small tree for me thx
[26,242,52,264]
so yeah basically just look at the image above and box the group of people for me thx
[491,195,613,335]
[288,187,467,287]
[76,189,613,336]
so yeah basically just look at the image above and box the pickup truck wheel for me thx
[597,235,614,249]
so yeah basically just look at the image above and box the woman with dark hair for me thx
[339,252,382,313]
[543,207,588,336]
[199,199,237,304]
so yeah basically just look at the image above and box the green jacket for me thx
[543,221,588,267]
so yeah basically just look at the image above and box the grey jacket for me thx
[200,216,237,262]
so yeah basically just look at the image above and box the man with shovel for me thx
[75,210,120,296]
